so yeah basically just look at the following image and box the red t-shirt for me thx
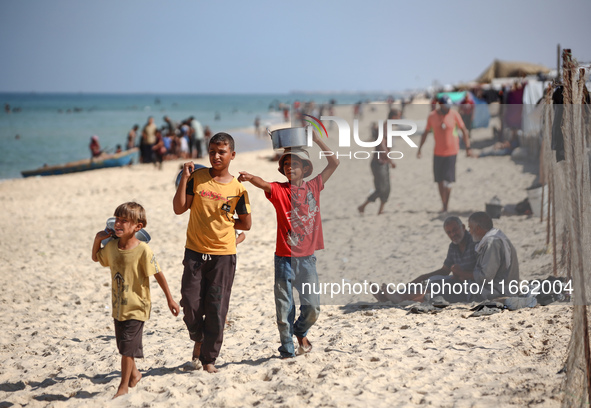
[265,174,324,257]
[426,109,466,157]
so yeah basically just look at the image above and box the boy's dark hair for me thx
[209,132,235,152]
[468,211,493,231]
[114,202,147,228]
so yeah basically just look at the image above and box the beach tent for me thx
[436,91,490,129]
[475,60,551,83]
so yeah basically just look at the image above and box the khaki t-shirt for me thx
[185,168,250,255]
[97,240,159,321]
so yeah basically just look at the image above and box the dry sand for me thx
[0,103,571,407]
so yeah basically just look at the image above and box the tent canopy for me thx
[475,59,550,83]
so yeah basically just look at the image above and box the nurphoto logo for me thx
[302,115,418,160]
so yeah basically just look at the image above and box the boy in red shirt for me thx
[239,131,339,358]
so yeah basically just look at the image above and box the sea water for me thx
[0,92,393,180]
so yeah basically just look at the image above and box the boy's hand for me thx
[95,230,111,241]
[311,128,320,144]
[238,171,253,183]
[181,161,195,179]
[168,299,180,316]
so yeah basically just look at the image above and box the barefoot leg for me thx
[192,341,202,361]
[114,356,134,398]
[203,364,218,373]
[377,201,386,215]
[358,201,369,214]
[128,358,142,388]
[296,335,313,353]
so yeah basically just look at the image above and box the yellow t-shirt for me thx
[97,240,159,321]
[185,168,251,255]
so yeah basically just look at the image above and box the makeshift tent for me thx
[475,60,550,83]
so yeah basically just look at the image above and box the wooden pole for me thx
[557,44,561,80]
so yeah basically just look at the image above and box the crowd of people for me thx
[128,115,213,169]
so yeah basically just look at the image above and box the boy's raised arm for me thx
[313,132,339,184]
[238,171,272,193]
[92,230,111,262]
[173,162,195,214]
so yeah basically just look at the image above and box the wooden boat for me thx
[21,148,139,178]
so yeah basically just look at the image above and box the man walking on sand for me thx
[417,95,472,213]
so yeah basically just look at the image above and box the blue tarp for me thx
[437,91,490,129]
[472,94,490,129]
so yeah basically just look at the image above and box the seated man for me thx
[373,216,477,303]
[467,211,519,300]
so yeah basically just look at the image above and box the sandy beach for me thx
[0,103,572,407]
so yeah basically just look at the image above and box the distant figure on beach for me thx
[373,216,477,303]
[115,145,122,154]
[89,135,103,158]
[204,125,212,148]
[91,202,179,398]
[417,95,472,213]
[238,131,339,359]
[353,101,363,119]
[475,129,520,158]
[140,117,157,163]
[173,133,251,373]
[127,124,139,150]
[358,110,399,215]
[190,117,205,159]
[459,93,475,142]
[254,116,261,138]
[163,116,177,135]
[178,128,191,159]
[152,129,166,170]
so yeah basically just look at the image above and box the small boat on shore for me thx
[21,148,139,178]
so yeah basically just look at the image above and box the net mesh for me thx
[541,49,591,407]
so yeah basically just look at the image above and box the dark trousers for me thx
[367,159,390,203]
[180,249,236,365]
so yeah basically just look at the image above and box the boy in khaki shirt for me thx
[92,202,179,398]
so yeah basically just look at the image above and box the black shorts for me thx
[114,319,144,358]
[433,155,456,183]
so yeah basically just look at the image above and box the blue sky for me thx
[1,0,589,93]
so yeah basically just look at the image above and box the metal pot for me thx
[101,217,151,245]
[269,127,308,149]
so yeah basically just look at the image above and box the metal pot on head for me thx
[269,127,308,149]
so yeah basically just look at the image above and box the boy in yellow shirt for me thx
[92,202,179,398]
[173,132,251,373]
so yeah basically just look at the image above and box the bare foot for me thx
[371,282,389,302]
[378,203,385,215]
[113,385,128,399]
[357,205,365,214]
[128,370,142,388]
[296,336,312,354]
[203,364,218,373]
[192,341,201,361]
